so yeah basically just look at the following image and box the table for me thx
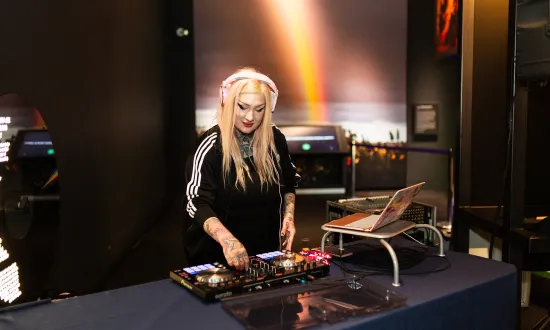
[0,249,517,330]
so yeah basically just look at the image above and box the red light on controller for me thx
[300,250,332,264]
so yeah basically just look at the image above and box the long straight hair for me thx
[217,71,279,191]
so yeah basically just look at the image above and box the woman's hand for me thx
[281,216,296,251]
[281,193,297,251]
[204,217,249,269]
[221,237,249,269]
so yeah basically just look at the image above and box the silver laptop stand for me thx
[320,220,445,287]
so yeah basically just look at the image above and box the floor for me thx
[528,276,550,329]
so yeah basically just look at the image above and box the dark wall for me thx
[458,0,511,206]
[98,0,197,291]
[406,0,461,190]
[164,0,197,198]
[0,1,171,294]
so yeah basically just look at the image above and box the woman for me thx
[182,68,300,269]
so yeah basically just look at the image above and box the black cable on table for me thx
[329,243,451,278]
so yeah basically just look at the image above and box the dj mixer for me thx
[170,250,331,302]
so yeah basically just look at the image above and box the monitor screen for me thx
[279,125,345,154]
[15,131,54,158]
[194,0,407,143]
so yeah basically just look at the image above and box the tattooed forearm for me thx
[283,193,296,220]
[203,217,233,243]
[204,217,249,269]
[281,194,297,251]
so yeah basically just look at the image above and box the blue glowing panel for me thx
[256,251,284,260]
[183,263,216,275]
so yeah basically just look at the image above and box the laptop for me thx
[324,182,425,232]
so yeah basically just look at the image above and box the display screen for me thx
[279,126,343,154]
[0,94,48,164]
[194,0,407,143]
[15,131,54,158]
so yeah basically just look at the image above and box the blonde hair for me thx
[217,68,279,191]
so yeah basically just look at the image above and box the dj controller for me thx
[170,250,331,302]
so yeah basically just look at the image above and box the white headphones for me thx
[219,71,279,112]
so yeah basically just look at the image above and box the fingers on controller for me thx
[241,253,249,270]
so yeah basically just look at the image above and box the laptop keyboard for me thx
[338,196,391,211]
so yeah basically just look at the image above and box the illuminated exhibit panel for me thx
[278,125,349,195]
[0,129,59,308]
[0,116,23,307]
[15,130,54,158]
[0,238,22,305]
[0,117,12,177]
[0,97,53,307]
[281,125,347,155]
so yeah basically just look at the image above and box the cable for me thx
[329,243,451,278]
[488,0,518,260]
[488,78,515,260]
[402,232,427,246]
[331,254,450,279]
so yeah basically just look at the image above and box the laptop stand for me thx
[319,220,445,287]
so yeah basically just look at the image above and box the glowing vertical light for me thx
[262,1,328,122]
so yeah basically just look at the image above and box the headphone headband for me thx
[219,71,278,112]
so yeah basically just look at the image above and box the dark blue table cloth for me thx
[0,251,517,330]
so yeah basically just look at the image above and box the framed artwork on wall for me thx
[435,0,459,58]
[413,104,438,142]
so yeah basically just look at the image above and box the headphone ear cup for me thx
[220,87,227,106]
[271,92,278,112]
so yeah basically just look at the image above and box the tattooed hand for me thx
[221,237,249,269]
[281,193,297,251]
[281,216,296,251]
[203,217,249,269]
